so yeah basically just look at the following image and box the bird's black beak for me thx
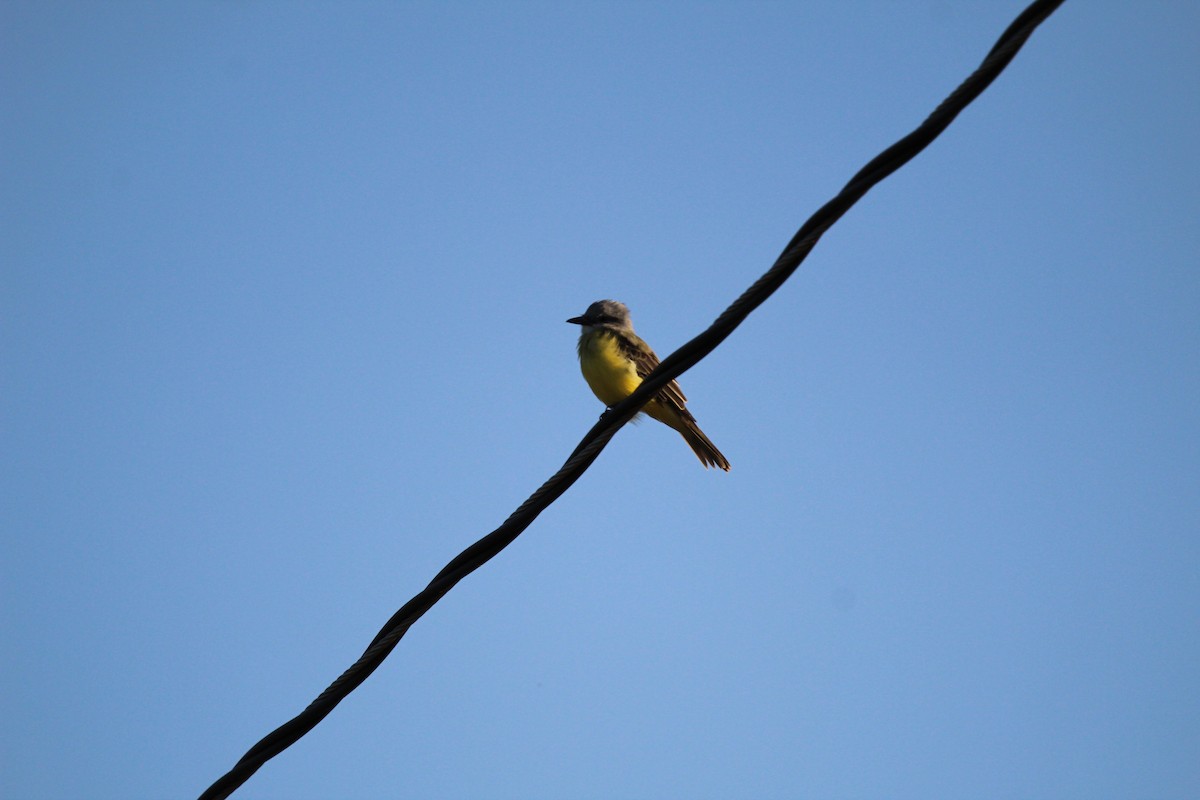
[566,315,588,325]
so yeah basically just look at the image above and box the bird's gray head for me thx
[566,299,634,332]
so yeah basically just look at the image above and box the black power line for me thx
[197,2,1066,797]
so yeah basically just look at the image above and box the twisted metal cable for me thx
[197,2,1065,796]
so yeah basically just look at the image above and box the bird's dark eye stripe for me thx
[598,314,618,323]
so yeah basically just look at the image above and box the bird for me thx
[567,299,730,471]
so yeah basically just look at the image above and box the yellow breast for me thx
[578,329,643,407]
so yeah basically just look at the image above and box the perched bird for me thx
[567,299,730,471]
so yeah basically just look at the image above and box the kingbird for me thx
[567,300,730,471]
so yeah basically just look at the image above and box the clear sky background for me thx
[3,2,1198,798]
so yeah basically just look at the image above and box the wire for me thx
[196,2,1066,797]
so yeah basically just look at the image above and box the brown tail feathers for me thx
[677,416,731,471]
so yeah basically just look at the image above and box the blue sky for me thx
[3,2,1198,798]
